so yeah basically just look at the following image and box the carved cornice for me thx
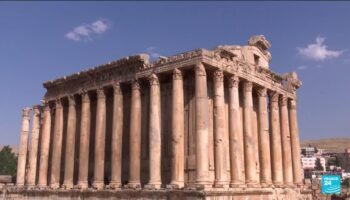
[173,68,183,80]
[228,75,239,88]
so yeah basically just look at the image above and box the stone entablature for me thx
[43,36,300,101]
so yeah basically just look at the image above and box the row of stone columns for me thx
[16,63,303,189]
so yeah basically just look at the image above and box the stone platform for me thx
[1,187,313,200]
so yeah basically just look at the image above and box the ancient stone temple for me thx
[9,35,312,199]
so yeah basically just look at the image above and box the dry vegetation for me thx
[301,138,350,153]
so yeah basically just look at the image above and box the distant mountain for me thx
[301,138,350,153]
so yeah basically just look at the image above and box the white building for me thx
[301,156,326,171]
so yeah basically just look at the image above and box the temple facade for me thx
[12,35,312,200]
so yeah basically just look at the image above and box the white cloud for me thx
[66,19,111,42]
[297,65,308,70]
[146,47,162,60]
[297,37,345,61]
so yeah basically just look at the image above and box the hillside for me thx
[301,138,350,153]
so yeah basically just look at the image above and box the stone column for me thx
[289,99,303,186]
[168,68,185,189]
[93,88,107,190]
[194,63,211,189]
[228,76,245,187]
[269,92,283,186]
[38,102,52,188]
[50,98,64,189]
[62,95,77,189]
[16,107,31,187]
[280,96,293,186]
[243,81,258,187]
[257,88,272,187]
[126,80,142,188]
[27,105,41,187]
[110,83,123,189]
[145,74,162,189]
[77,91,91,189]
[213,69,227,188]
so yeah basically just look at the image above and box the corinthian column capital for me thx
[173,68,183,80]
[213,69,224,83]
[279,96,288,106]
[243,81,253,93]
[68,95,76,106]
[148,73,159,85]
[256,87,267,97]
[289,99,297,110]
[96,87,106,99]
[55,98,62,108]
[132,79,140,90]
[80,90,90,103]
[269,91,279,103]
[195,63,206,76]
[113,82,122,95]
[228,75,239,88]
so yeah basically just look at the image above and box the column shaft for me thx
[62,95,77,189]
[145,74,162,189]
[77,91,91,189]
[127,80,142,188]
[50,99,64,189]
[16,107,31,187]
[194,63,211,188]
[27,105,41,186]
[257,88,272,186]
[169,69,184,188]
[93,88,107,189]
[213,70,227,187]
[38,103,51,187]
[269,92,283,185]
[243,81,258,186]
[280,96,293,185]
[110,83,123,188]
[228,76,245,187]
[289,99,303,186]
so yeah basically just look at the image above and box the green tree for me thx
[0,146,17,176]
[315,158,324,171]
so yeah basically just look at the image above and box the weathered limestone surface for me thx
[27,105,41,187]
[62,96,77,189]
[77,92,91,189]
[16,108,31,187]
[15,35,305,199]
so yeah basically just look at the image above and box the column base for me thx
[37,184,48,190]
[166,181,184,189]
[260,181,272,188]
[76,181,89,190]
[125,182,141,189]
[109,182,122,189]
[62,182,74,190]
[194,180,213,190]
[50,183,60,189]
[92,181,104,190]
[213,181,229,188]
[229,181,246,188]
[144,183,162,190]
[246,182,260,188]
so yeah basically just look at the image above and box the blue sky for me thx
[1,2,349,145]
